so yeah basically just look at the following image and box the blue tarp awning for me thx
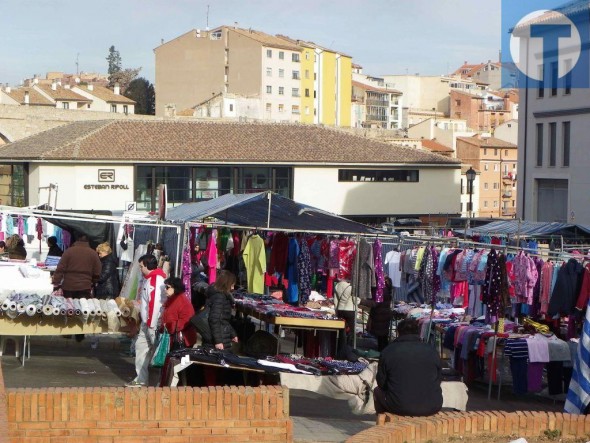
[454,220,576,237]
[165,192,379,234]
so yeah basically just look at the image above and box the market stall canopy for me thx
[165,192,380,234]
[454,220,580,238]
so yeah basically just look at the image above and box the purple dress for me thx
[373,240,385,302]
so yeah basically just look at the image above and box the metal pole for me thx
[266,191,272,229]
[352,234,361,349]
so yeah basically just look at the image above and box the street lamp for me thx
[466,167,476,220]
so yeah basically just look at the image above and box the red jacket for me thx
[161,292,197,347]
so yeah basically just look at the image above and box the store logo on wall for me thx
[98,169,115,182]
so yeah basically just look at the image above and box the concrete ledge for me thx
[346,411,590,442]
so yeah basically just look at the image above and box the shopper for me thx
[374,317,443,416]
[46,236,63,257]
[366,276,394,352]
[126,254,167,387]
[161,277,197,348]
[95,242,120,299]
[0,241,7,258]
[7,234,27,260]
[52,233,101,298]
[333,278,358,345]
[204,270,238,351]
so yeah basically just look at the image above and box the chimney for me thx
[5,86,10,93]
[33,75,39,85]
[87,84,94,91]
[234,22,238,29]
[24,90,30,104]
[57,80,62,87]
[75,77,80,83]
[113,83,120,95]
[51,80,57,91]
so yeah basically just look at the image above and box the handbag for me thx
[150,330,170,368]
[171,329,185,351]
[190,304,212,344]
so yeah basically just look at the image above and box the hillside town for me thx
[1,2,590,443]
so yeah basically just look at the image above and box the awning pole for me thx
[266,191,272,229]
[352,234,361,349]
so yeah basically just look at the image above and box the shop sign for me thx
[83,169,130,190]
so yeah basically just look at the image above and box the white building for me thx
[0,120,461,223]
[515,3,590,223]
[72,84,135,114]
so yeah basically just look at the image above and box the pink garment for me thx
[526,334,550,363]
[206,229,218,283]
[328,240,339,269]
[513,252,539,304]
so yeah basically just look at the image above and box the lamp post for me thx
[466,167,476,222]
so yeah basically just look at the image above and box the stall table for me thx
[235,303,345,354]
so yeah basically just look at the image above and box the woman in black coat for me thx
[205,270,238,351]
[94,242,120,299]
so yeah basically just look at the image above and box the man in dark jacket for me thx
[374,317,443,416]
[52,234,102,298]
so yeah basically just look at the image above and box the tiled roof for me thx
[74,85,135,104]
[456,136,517,148]
[228,27,301,51]
[422,139,454,153]
[513,0,589,33]
[5,88,54,106]
[352,81,401,95]
[36,85,91,102]
[0,120,461,165]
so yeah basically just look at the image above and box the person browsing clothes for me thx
[126,254,167,388]
[95,242,121,299]
[204,270,238,351]
[52,233,101,298]
[374,317,443,416]
[160,277,197,348]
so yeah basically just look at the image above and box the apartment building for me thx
[381,74,487,128]
[351,79,402,129]
[155,26,351,126]
[514,2,589,223]
[72,84,135,114]
[449,89,518,133]
[456,135,518,218]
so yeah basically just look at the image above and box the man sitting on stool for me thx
[374,317,443,416]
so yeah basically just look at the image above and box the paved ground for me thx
[0,335,566,443]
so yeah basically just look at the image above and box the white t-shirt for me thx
[384,250,402,288]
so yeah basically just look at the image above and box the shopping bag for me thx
[150,330,170,368]
[190,304,212,344]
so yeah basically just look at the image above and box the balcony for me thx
[502,208,517,217]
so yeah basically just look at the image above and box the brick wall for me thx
[346,411,590,443]
[6,385,292,443]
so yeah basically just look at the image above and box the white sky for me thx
[0,0,501,85]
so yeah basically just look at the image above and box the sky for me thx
[0,0,501,86]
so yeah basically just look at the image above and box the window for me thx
[63,102,70,110]
[0,164,26,206]
[484,148,487,156]
[536,123,543,166]
[292,53,300,62]
[110,104,116,112]
[266,49,272,58]
[292,71,300,80]
[305,106,310,115]
[278,87,284,95]
[305,52,310,60]
[279,51,284,60]
[484,201,489,208]
[484,182,489,190]
[551,62,558,96]
[494,149,498,156]
[123,105,128,115]
[493,183,499,190]
[305,88,310,97]
[305,70,310,79]
[266,85,272,94]
[494,164,499,172]
[549,122,557,166]
[292,88,300,97]
[278,104,284,113]
[229,104,234,112]
[338,169,419,183]
[563,121,570,167]
[279,69,284,78]
[538,65,544,98]
[565,59,572,95]
[291,105,300,114]
[493,201,498,208]
[266,68,272,77]
[504,150,508,156]
[484,163,489,171]
[265,103,271,112]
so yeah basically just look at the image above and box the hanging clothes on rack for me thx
[353,238,374,299]
[297,236,312,305]
[242,233,266,295]
[285,236,300,304]
[373,239,385,303]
